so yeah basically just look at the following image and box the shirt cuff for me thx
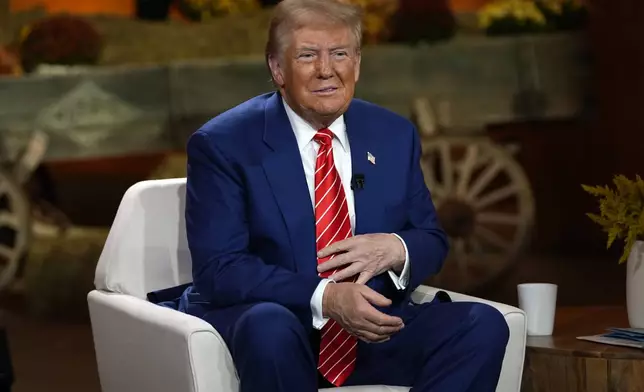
[311,278,332,329]
[388,233,410,290]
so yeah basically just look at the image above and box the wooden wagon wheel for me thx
[0,167,31,291]
[0,130,49,292]
[420,136,535,293]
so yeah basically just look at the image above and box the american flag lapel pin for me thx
[367,151,376,165]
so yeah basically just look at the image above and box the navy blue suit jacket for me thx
[164,92,448,340]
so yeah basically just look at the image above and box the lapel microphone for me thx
[351,174,365,191]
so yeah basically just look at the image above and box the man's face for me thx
[270,24,361,125]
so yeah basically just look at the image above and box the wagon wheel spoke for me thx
[0,212,20,228]
[474,225,513,252]
[456,144,478,198]
[421,156,445,199]
[466,160,503,202]
[441,236,492,289]
[453,237,490,283]
[0,244,13,260]
[439,141,454,194]
[474,184,520,210]
[451,238,471,286]
[465,237,497,276]
[0,168,31,291]
[453,238,468,272]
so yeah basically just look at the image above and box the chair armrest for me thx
[411,285,526,392]
[87,290,239,392]
[411,285,524,317]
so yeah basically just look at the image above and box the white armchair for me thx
[88,178,527,392]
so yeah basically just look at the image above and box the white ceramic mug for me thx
[517,283,558,336]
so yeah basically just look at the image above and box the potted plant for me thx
[582,174,644,327]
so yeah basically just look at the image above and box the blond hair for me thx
[265,0,363,64]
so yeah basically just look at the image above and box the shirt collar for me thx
[282,97,348,153]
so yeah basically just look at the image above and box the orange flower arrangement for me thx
[0,46,21,76]
[18,15,103,73]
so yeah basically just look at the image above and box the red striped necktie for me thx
[313,128,357,386]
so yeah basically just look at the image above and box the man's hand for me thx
[317,233,405,284]
[323,282,404,343]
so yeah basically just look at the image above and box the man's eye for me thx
[299,53,314,59]
[334,52,347,58]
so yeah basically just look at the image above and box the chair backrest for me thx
[94,178,193,299]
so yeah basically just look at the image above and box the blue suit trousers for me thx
[204,299,509,392]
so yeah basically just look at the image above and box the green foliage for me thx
[582,174,644,264]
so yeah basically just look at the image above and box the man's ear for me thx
[354,51,361,83]
[268,54,285,87]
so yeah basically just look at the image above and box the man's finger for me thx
[364,308,404,329]
[352,322,395,341]
[359,298,404,328]
[317,253,351,273]
[355,330,391,343]
[358,321,403,337]
[317,237,355,258]
[355,271,373,285]
[359,286,393,308]
[329,262,361,282]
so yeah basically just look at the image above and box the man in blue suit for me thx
[182,0,509,390]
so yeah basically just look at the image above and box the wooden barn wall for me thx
[489,0,644,257]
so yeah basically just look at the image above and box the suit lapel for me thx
[261,93,317,274]
[345,103,377,236]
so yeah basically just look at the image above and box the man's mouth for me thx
[313,87,338,95]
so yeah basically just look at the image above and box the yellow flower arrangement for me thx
[478,0,546,31]
[539,0,584,14]
[538,0,587,31]
[0,46,22,76]
[478,0,587,35]
[582,175,644,264]
[539,0,562,13]
[208,0,259,17]
[179,0,260,21]
[19,25,32,43]
[342,0,400,44]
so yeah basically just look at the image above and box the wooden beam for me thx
[0,0,9,44]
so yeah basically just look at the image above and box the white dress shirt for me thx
[282,99,411,329]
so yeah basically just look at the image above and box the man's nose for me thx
[316,54,333,79]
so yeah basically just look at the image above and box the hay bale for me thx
[148,152,187,180]
[23,222,108,320]
[10,8,272,66]
[88,11,272,65]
